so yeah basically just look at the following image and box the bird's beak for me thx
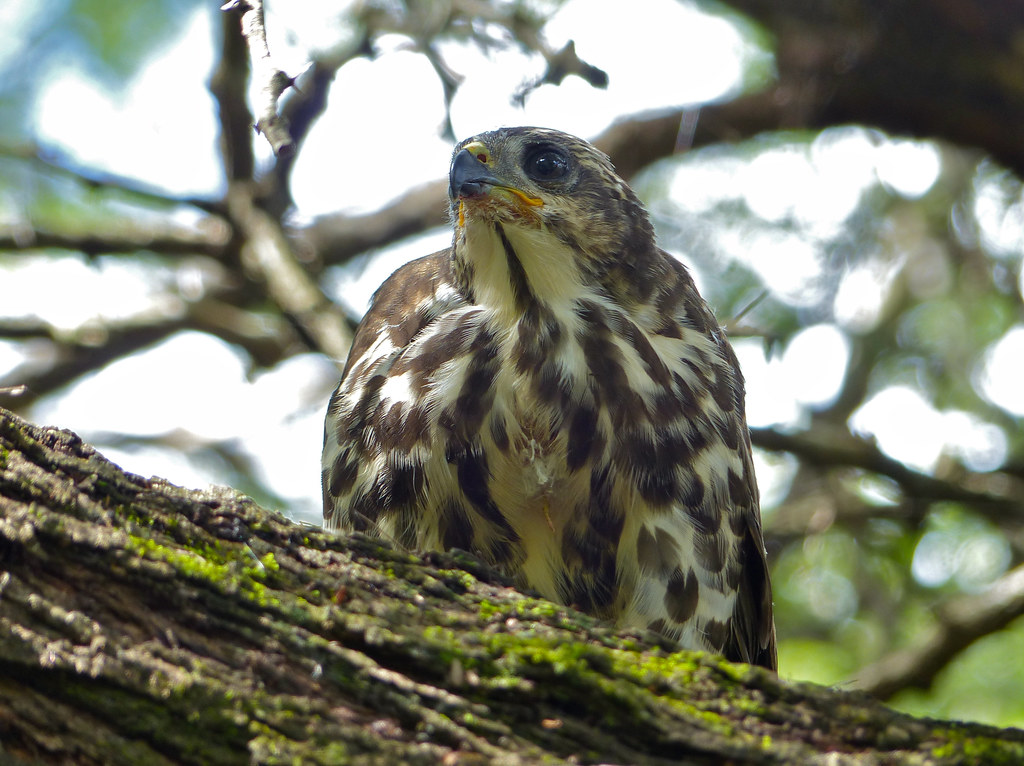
[449,149,504,200]
[449,148,544,208]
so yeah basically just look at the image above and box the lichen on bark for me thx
[1,406,1023,765]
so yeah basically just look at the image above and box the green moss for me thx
[260,552,280,573]
[931,727,1024,764]
[511,599,562,620]
[608,647,701,686]
[435,568,478,591]
[125,534,286,608]
[477,599,501,620]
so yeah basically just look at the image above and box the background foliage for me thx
[1,0,1023,729]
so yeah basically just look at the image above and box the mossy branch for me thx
[0,406,1022,764]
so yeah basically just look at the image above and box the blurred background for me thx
[2,0,1023,728]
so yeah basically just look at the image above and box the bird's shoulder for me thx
[341,249,459,378]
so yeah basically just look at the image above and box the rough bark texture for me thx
[1,406,1022,765]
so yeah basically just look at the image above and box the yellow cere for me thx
[463,140,490,164]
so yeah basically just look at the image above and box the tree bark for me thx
[1,407,1022,765]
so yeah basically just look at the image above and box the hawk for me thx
[322,127,776,669]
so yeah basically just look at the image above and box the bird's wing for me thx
[322,249,457,529]
[624,253,776,670]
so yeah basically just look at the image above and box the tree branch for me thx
[0,223,227,259]
[852,564,1024,700]
[0,143,223,215]
[0,320,194,410]
[721,0,1024,177]
[210,0,255,186]
[2,406,1023,763]
[221,0,295,158]
[750,426,1024,523]
[226,182,352,364]
[0,299,303,410]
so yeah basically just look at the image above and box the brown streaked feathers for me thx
[322,126,776,669]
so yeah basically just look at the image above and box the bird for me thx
[322,126,776,670]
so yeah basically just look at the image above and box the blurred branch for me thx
[221,0,295,158]
[851,563,1024,700]
[513,39,608,105]
[0,300,302,410]
[0,142,223,215]
[721,0,1024,177]
[303,180,449,267]
[226,182,352,364]
[6,99,787,273]
[751,426,1024,522]
[0,222,228,258]
[263,43,372,217]
[0,319,193,410]
[210,2,255,185]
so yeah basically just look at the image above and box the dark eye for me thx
[524,147,569,181]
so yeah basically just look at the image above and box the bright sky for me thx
[4,0,1023,528]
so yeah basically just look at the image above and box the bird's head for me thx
[447,127,658,310]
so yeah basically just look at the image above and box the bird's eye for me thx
[523,147,569,181]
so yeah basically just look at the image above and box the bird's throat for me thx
[456,219,586,325]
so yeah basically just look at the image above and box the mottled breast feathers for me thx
[322,126,776,670]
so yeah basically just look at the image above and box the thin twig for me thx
[222,0,295,157]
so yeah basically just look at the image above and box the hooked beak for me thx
[449,149,503,200]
